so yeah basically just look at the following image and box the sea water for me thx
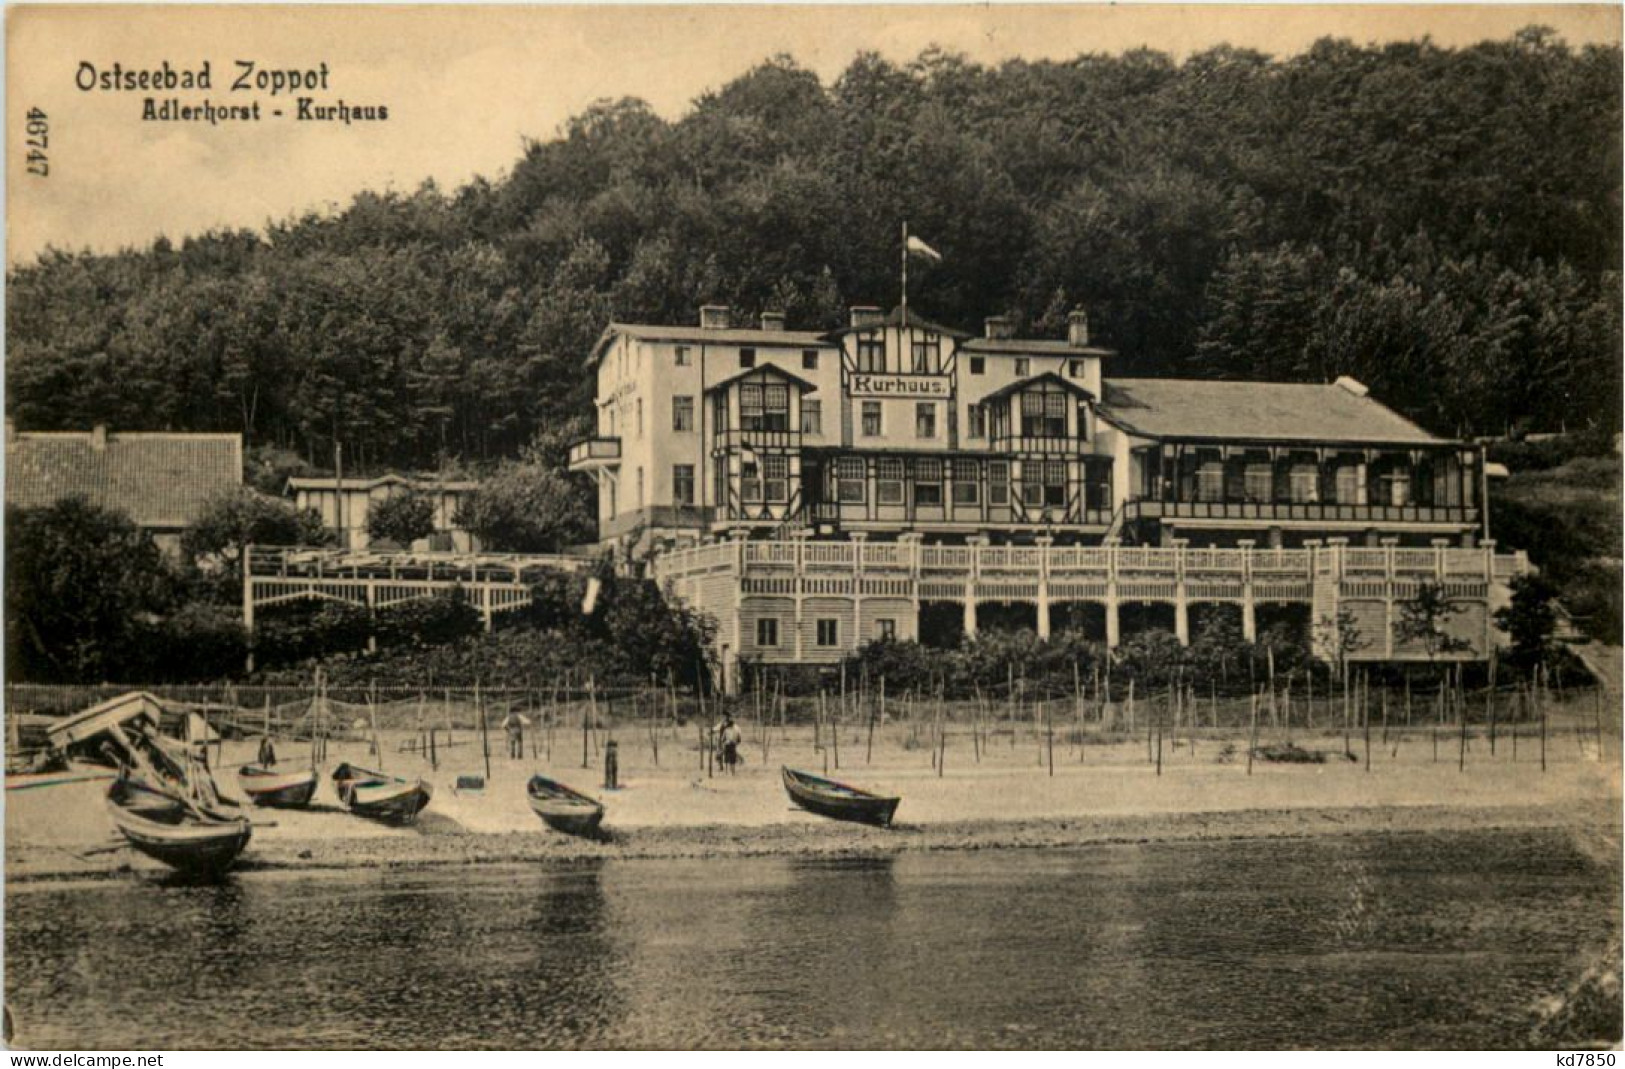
[5,828,1618,1049]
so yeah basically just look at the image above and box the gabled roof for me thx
[976,371,1097,405]
[823,306,970,340]
[1097,378,1448,447]
[588,322,833,367]
[285,474,478,494]
[960,338,1114,358]
[703,364,818,395]
[5,429,242,529]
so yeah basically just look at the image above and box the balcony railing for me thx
[567,437,621,469]
[651,538,1529,589]
[1124,499,1478,525]
[988,433,1092,454]
[713,428,802,453]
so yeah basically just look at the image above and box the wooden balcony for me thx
[1123,499,1479,527]
[567,437,621,472]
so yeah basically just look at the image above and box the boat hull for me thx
[106,789,252,874]
[782,768,900,827]
[526,775,606,837]
[332,765,433,825]
[237,766,318,808]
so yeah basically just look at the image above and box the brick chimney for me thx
[1067,307,1091,348]
[983,316,1015,340]
[699,304,731,330]
[849,305,883,329]
[91,424,108,451]
[760,311,786,332]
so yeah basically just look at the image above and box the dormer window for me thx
[1021,391,1067,438]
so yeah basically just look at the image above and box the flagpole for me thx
[901,220,908,328]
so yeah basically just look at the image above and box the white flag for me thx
[906,235,942,263]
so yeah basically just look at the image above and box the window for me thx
[1021,391,1067,438]
[857,338,885,372]
[953,459,980,505]
[1289,464,1320,503]
[673,464,695,505]
[1069,359,1086,378]
[1015,358,1030,376]
[741,458,762,502]
[607,478,616,516]
[861,401,882,437]
[910,334,940,373]
[675,346,692,367]
[800,398,822,435]
[636,398,644,437]
[1335,463,1361,505]
[1196,461,1224,502]
[969,356,985,375]
[756,618,779,647]
[636,467,645,508]
[740,383,789,431]
[802,350,819,371]
[1381,469,1411,507]
[713,459,727,507]
[915,403,936,439]
[968,404,986,438]
[816,619,839,647]
[713,393,729,432]
[913,458,943,506]
[1244,463,1273,504]
[877,458,905,505]
[672,396,694,432]
[988,461,1010,506]
[876,619,897,641]
[1022,459,1066,508]
[739,348,757,369]
[836,457,866,503]
[763,454,789,502]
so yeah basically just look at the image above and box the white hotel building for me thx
[570,304,1522,683]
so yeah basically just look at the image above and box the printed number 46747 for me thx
[25,107,48,177]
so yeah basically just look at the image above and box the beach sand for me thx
[7,719,1619,880]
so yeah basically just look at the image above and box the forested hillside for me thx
[7,30,1620,473]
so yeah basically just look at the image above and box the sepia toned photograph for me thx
[3,2,1621,1051]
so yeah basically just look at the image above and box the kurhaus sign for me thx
[848,373,951,399]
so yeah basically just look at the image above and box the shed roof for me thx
[588,323,834,367]
[5,430,242,528]
[1097,378,1447,446]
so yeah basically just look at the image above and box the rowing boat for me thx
[236,764,319,808]
[525,774,605,837]
[781,767,901,827]
[105,778,252,874]
[331,763,432,824]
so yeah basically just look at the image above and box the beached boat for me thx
[105,778,252,875]
[236,764,319,808]
[331,763,432,824]
[525,775,606,837]
[781,767,901,827]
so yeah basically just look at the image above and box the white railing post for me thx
[1035,535,1053,640]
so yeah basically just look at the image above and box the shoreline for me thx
[9,798,1617,883]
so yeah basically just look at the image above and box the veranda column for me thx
[1172,538,1190,646]
[1237,538,1257,642]
[965,535,988,638]
[1104,538,1121,648]
[1035,535,1053,639]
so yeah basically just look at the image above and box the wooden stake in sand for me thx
[1247,689,1257,777]
[583,677,595,770]
[477,680,492,781]
[368,682,385,772]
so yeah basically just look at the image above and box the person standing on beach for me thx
[502,711,524,759]
[258,734,277,768]
[715,713,742,773]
